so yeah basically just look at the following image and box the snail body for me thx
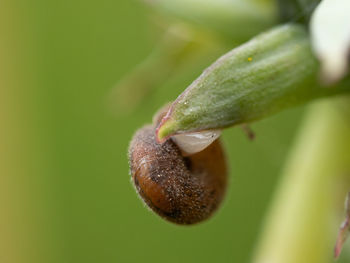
[129,124,228,225]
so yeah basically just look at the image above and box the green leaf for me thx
[157,24,350,142]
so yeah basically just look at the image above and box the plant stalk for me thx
[252,96,350,263]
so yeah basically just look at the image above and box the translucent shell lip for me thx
[171,130,221,155]
[153,102,222,154]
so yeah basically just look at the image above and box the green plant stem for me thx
[252,97,350,263]
[277,0,320,23]
[145,0,278,42]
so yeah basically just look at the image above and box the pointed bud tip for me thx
[156,118,177,143]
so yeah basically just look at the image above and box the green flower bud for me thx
[157,24,350,142]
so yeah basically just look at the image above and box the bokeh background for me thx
[1,0,324,262]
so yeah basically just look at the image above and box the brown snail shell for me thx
[128,124,228,225]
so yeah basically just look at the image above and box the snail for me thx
[128,106,228,225]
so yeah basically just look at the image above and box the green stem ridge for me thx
[157,24,350,142]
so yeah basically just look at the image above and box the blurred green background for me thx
[1,0,310,262]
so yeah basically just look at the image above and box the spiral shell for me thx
[129,125,228,225]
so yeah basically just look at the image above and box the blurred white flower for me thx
[310,0,350,84]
